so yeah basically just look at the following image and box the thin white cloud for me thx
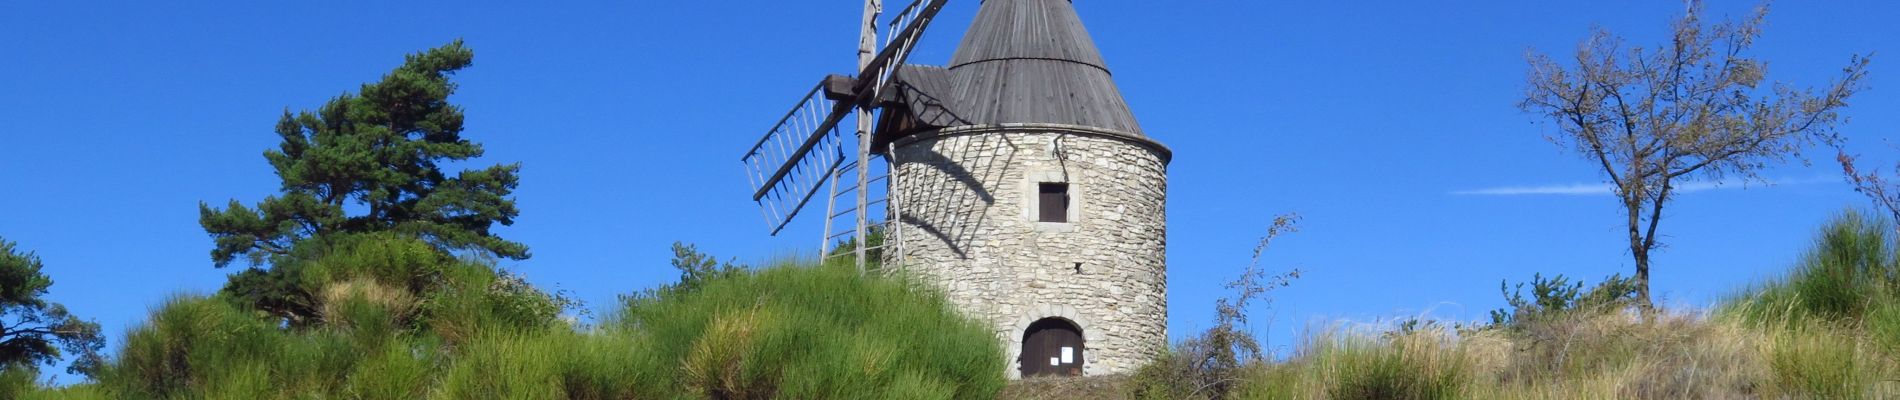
[1452,183,1614,196]
[1452,176,1837,196]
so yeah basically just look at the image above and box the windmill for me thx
[740,0,948,273]
[742,0,1172,377]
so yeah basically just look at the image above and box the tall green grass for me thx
[29,211,1900,399]
[10,242,1002,399]
[1106,209,1900,400]
[1717,210,1900,399]
[1231,329,1470,400]
[433,329,669,399]
[1722,210,1900,327]
[612,259,1006,399]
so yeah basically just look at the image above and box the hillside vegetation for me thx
[3,40,1014,400]
[4,25,1892,397]
[6,220,1899,399]
[1,237,1003,399]
[1113,210,1900,400]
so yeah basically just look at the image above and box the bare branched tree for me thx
[1519,3,1870,308]
[1131,214,1303,400]
[1197,214,1301,398]
[1839,151,1900,233]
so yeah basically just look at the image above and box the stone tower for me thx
[873,0,1168,378]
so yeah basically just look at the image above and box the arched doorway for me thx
[1020,318,1085,377]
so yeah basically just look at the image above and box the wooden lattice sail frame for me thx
[740,0,949,273]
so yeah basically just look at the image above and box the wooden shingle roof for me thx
[880,0,1144,141]
[948,0,1109,71]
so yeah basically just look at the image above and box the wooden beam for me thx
[823,74,858,101]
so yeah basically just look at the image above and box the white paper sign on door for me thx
[1049,357,1060,366]
[1060,347,1074,363]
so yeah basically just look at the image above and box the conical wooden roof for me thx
[881,0,1144,138]
[949,0,1109,71]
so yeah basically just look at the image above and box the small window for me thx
[1038,183,1069,223]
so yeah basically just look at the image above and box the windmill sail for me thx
[740,81,852,235]
[740,0,950,237]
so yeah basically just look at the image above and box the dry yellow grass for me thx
[318,279,419,327]
[1223,310,1899,399]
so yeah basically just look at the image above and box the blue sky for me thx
[2,0,1897,379]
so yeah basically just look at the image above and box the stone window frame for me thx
[1024,170,1080,233]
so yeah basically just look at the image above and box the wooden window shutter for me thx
[1038,183,1069,223]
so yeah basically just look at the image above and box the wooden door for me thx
[1020,318,1085,377]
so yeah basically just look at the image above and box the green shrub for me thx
[434,328,667,399]
[1702,210,1900,397]
[88,294,370,399]
[1768,326,1865,399]
[102,294,564,398]
[81,259,997,399]
[24,243,997,399]
[1126,348,1208,400]
[552,330,668,400]
[418,262,571,345]
[1228,331,1469,400]
[1130,218,1303,400]
[1229,364,1303,400]
[14,384,108,400]
[320,279,416,348]
[663,241,747,294]
[1489,273,1641,328]
[1322,337,1467,400]
[1725,210,1900,327]
[100,294,283,398]
[436,330,565,399]
[613,259,1004,399]
[343,340,438,400]
[220,232,452,328]
[1,365,37,399]
[293,232,455,292]
[1869,302,1900,353]
[827,226,887,269]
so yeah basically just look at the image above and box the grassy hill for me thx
[6,212,1900,399]
[1,239,1004,399]
[1124,210,1900,399]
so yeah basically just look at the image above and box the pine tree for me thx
[199,40,528,268]
[199,41,528,324]
[0,238,104,376]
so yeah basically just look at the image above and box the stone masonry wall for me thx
[885,124,1167,377]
